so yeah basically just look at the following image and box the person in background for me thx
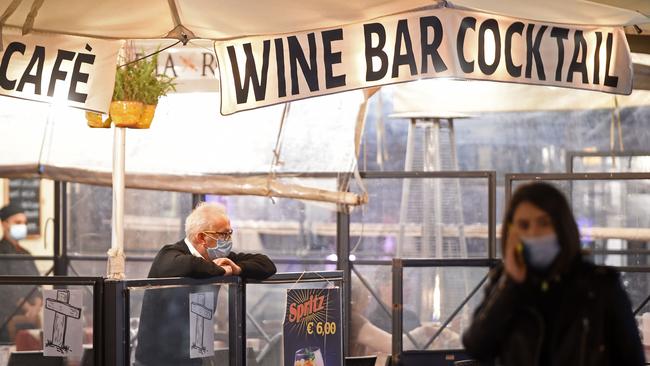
[349,277,459,356]
[368,269,421,333]
[462,182,644,366]
[0,203,42,342]
[135,202,276,366]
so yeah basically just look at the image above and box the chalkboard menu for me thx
[6,179,41,237]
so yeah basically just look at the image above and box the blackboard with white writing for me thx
[7,179,41,237]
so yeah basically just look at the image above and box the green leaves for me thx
[112,53,176,105]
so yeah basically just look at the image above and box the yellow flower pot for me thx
[135,104,157,129]
[86,112,112,128]
[110,101,143,128]
[85,111,104,128]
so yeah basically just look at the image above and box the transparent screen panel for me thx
[510,179,650,267]
[66,183,192,256]
[129,283,229,366]
[571,155,650,173]
[214,194,337,264]
[401,267,488,351]
[0,283,96,364]
[350,177,491,259]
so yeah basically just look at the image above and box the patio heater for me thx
[389,112,470,332]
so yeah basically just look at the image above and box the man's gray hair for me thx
[185,202,228,243]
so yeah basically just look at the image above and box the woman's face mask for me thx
[9,224,27,241]
[521,233,561,271]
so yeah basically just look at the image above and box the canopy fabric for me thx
[391,53,650,116]
[0,0,646,42]
[0,90,366,205]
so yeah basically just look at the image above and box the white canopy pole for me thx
[107,126,126,279]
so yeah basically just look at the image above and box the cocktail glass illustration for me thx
[294,347,325,366]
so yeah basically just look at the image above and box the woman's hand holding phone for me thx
[504,224,527,283]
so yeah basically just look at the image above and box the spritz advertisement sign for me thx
[283,288,342,366]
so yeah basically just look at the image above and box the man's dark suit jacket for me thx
[135,239,276,366]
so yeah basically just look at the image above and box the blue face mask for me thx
[522,233,561,271]
[206,238,232,259]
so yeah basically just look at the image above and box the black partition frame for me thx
[343,171,497,360]
[0,276,104,365]
[505,171,650,254]
[566,150,650,173]
[44,171,497,358]
[0,171,496,364]
[101,271,343,366]
[104,276,242,366]
[344,172,497,365]
[390,259,498,365]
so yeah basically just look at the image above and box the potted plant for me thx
[87,52,176,129]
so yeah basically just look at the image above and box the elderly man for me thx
[135,202,276,366]
[0,203,42,342]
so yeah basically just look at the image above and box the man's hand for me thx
[213,258,241,276]
[220,265,233,276]
[504,224,526,283]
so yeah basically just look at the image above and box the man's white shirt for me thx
[184,238,203,258]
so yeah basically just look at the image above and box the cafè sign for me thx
[0,30,121,113]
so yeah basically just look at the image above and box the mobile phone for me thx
[515,242,527,268]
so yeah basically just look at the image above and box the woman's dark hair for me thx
[502,182,581,274]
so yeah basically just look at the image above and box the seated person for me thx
[349,277,459,356]
[0,203,42,343]
[135,202,276,366]
[368,270,421,333]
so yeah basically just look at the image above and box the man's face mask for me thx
[9,224,27,241]
[521,232,561,271]
[204,232,233,259]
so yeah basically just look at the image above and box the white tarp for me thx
[215,7,633,114]
[0,29,121,113]
[0,0,645,41]
[0,89,364,204]
[391,52,650,115]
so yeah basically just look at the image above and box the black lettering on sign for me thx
[68,44,95,103]
[322,29,346,89]
[420,16,447,73]
[227,41,270,104]
[593,32,602,85]
[567,30,588,84]
[0,42,26,90]
[550,27,569,82]
[392,19,417,78]
[525,24,547,80]
[478,19,501,75]
[288,33,319,95]
[364,23,388,82]
[7,179,41,237]
[274,38,287,98]
[47,49,75,97]
[457,17,476,73]
[17,45,45,94]
[505,22,524,77]
[604,33,618,88]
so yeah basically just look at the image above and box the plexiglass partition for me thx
[0,276,103,366]
[245,272,344,366]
